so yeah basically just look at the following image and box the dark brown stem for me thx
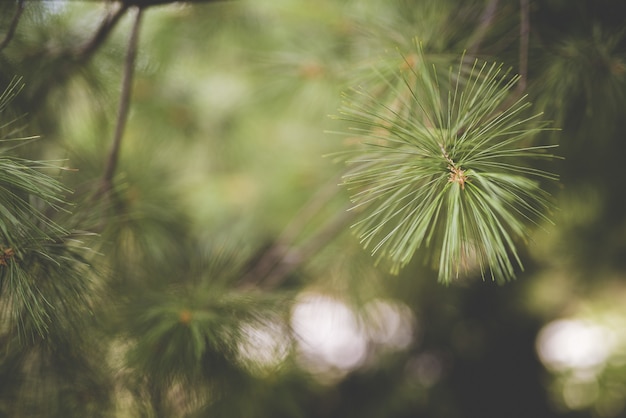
[99,6,144,196]
[517,0,530,93]
[0,0,25,51]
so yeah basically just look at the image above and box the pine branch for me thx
[240,177,339,284]
[517,0,530,93]
[74,2,129,64]
[240,176,354,288]
[98,6,144,198]
[467,0,499,56]
[0,81,96,340]
[0,0,25,52]
[260,207,354,289]
[28,3,130,108]
[123,243,289,416]
[335,44,559,283]
[123,0,230,6]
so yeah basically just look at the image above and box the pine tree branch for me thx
[260,207,355,289]
[241,177,339,284]
[467,0,499,56]
[337,45,558,282]
[28,3,129,110]
[274,174,344,250]
[517,0,530,93]
[0,0,25,52]
[123,0,229,7]
[240,176,355,288]
[98,6,144,197]
[74,2,129,64]
[239,177,340,286]
[25,1,224,111]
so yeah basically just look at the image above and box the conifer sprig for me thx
[0,80,95,340]
[335,45,558,283]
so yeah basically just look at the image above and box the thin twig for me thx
[517,0,530,93]
[75,2,129,63]
[260,207,355,289]
[276,174,344,247]
[123,0,228,7]
[29,3,129,111]
[0,0,25,52]
[239,175,352,287]
[467,0,500,56]
[99,6,144,197]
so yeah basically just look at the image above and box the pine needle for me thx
[0,80,94,341]
[334,42,559,283]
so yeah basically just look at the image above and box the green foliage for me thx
[0,79,110,418]
[336,44,558,282]
[120,241,292,415]
[0,1,625,418]
[0,79,96,341]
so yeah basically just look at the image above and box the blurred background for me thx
[0,0,625,417]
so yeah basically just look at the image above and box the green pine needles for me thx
[0,78,94,340]
[336,45,559,283]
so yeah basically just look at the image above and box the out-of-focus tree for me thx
[0,0,625,417]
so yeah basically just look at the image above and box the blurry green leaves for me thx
[534,25,626,138]
[336,45,559,283]
[122,242,292,413]
[0,79,95,340]
[126,288,279,382]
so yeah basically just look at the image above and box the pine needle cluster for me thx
[336,44,559,283]
[0,79,94,340]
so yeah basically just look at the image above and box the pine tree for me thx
[1,1,625,417]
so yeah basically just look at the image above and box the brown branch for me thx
[517,0,530,93]
[0,0,25,52]
[99,6,144,197]
[123,0,229,7]
[467,0,500,56]
[276,174,344,248]
[260,207,355,289]
[239,175,354,288]
[74,2,129,63]
[29,3,129,111]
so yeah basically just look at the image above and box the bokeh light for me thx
[362,298,416,350]
[536,319,616,373]
[238,320,291,374]
[536,312,626,416]
[290,292,416,381]
[291,293,368,379]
